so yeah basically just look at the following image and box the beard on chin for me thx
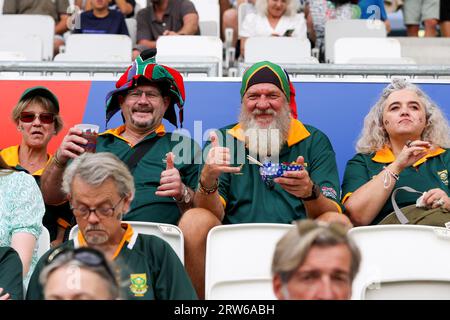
[83,225,109,245]
[239,104,291,161]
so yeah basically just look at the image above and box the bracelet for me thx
[198,179,219,195]
[383,166,399,189]
[52,152,66,169]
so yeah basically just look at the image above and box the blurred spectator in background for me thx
[3,0,70,56]
[134,0,199,56]
[305,0,359,61]
[40,247,120,300]
[1,87,72,248]
[358,0,391,33]
[440,0,450,37]
[74,0,130,35]
[403,0,439,37]
[0,155,45,287]
[222,0,255,55]
[76,0,136,18]
[0,246,23,300]
[239,0,307,58]
[272,220,360,300]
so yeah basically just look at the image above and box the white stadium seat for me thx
[349,225,450,300]
[0,33,42,61]
[244,37,318,64]
[190,0,220,37]
[54,34,132,62]
[156,35,223,76]
[126,18,137,45]
[205,223,294,300]
[37,226,51,260]
[325,19,387,63]
[333,37,415,64]
[0,14,55,60]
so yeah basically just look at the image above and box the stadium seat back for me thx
[0,14,54,60]
[190,0,220,37]
[156,35,223,76]
[348,225,450,300]
[69,221,184,264]
[393,37,450,65]
[37,226,51,260]
[125,18,137,45]
[55,34,132,62]
[325,19,387,63]
[244,36,317,64]
[333,37,412,64]
[205,223,294,300]
[0,33,42,60]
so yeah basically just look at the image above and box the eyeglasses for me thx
[127,89,162,101]
[71,197,125,219]
[19,112,55,124]
[46,247,116,283]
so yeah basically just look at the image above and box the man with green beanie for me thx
[40,50,199,226]
[179,61,351,299]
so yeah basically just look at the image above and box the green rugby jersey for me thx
[26,224,197,300]
[202,119,343,224]
[342,146,449,224]
[0,247,23,300]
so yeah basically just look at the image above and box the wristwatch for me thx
[299,182,321,201]
[174,184,191,204]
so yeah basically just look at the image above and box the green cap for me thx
[240,61,290,102]
[19,86,60,112]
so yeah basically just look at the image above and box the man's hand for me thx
[0,288,11,300]
[163,30,178,36]
[156,152,184,200]
[55,126,88,165]
[201,132,241,186]
[273,156,315,198]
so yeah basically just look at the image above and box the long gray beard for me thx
[239,105,291,162]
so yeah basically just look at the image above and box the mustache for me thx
[251,108,276,116]
[84,224,107,232]
[132,106,154,112]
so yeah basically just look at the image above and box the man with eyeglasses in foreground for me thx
[272,220,360,300]
[27,152,197,300]
[40,50,199,226]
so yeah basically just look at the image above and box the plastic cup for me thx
[75,124,99,153]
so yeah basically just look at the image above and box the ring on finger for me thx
[405,140,413,148]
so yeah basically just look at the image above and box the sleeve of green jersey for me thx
[0,247,23,300]
[307,130,343,211]
[341,153,371,202]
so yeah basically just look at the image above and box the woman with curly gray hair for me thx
[341,78,450,226]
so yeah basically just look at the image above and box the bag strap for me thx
[391,186,424,224]
[126,138,158,172]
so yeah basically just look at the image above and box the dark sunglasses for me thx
[46,247,116,282]
[19,112,55,124]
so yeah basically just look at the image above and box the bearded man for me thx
[178,61,351,299]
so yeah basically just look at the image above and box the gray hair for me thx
[39,251,120,299]
[356,78,450,153]
[255,0,299,17]
[62,152,135,200]
[272,220,361,282]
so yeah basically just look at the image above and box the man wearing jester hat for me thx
[41,50,199,225]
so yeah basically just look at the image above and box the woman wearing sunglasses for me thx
[39,247,120,300]
[0,87,72,247]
